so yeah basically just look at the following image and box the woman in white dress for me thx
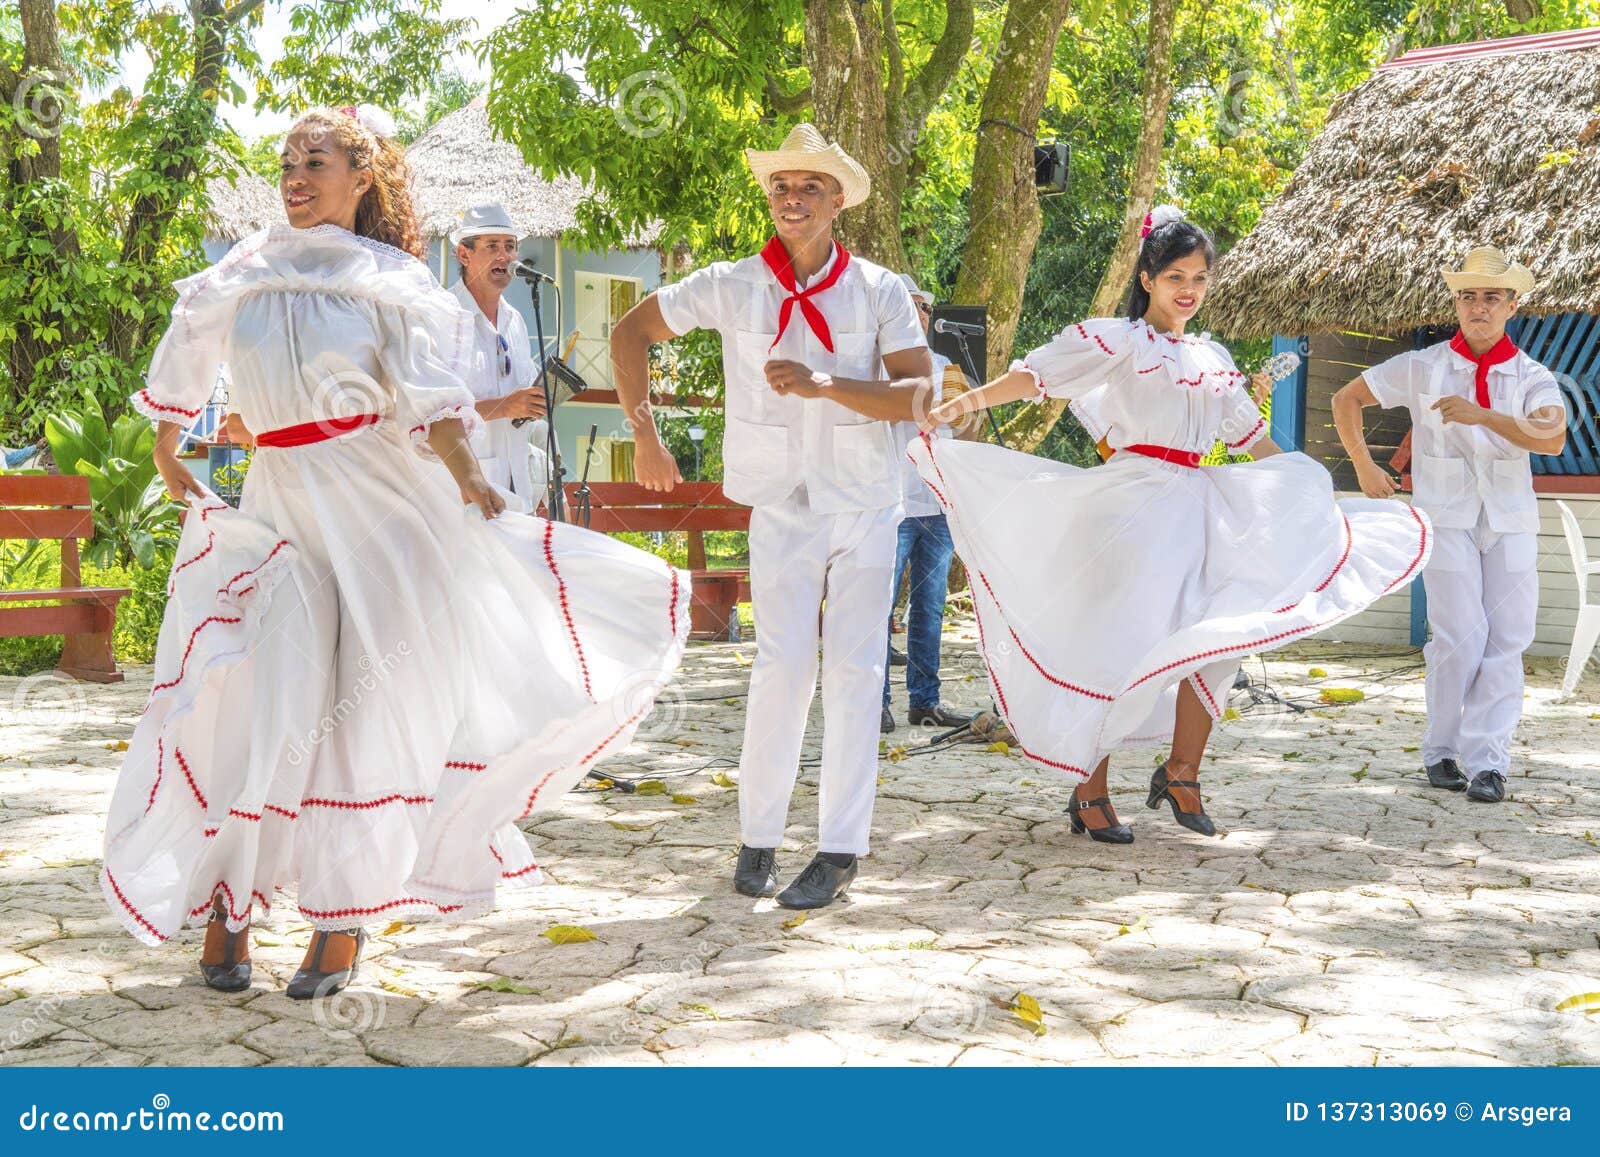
[915,207,1430,843]
[102,107,689,998]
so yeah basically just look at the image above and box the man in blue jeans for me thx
[883,276,977,732]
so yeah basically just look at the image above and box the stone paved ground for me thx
[3,619,1599,1067]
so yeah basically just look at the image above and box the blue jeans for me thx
[883,514,955,710]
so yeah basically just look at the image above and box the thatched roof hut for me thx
[203,152,284,242]
[406,99,660,246]
[1206,28,1600,340]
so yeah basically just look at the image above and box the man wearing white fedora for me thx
[611,123,933,908]
[450,202,550,513]
[1334,246,1567,803]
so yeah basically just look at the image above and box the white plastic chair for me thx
[1556,500,1600,694]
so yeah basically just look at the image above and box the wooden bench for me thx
[0,475,130,682]
[565,481,751,641]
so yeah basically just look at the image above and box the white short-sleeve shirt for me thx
[1363,338,1564,534]
[655,245,927,513]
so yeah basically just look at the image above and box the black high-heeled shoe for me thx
[1067,790,1134,844]
[286,927,366,1000]
[199,894,252,992]
[1147,762,1216,836]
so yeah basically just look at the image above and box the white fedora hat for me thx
[745,123,871,209]
[450,202,521,247]
[1441,246,1535,297]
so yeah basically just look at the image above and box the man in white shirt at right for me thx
[1333,246,1567,803]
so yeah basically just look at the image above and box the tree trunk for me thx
[801,1,973,269]
[950,0,1075,387]
[107,0,235,367]
[4,0,82,403]
[998,0,1176,452]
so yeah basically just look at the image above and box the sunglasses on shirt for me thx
[497,333,511,377]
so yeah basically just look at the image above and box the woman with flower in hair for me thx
[913,206,1431,844]
[101,105,689,998]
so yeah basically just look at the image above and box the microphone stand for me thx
[572,423,599,530]
[513,271,566,523]
[947,328,1006,448]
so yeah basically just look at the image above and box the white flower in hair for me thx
[352,103,396,139]
[1140,204,1184,239]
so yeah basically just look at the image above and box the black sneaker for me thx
[908,703,975,728]
[889,646,908,667]
[881,707,895,733]
[1425,757,1469,791]
[733,845,780,897]
[1465,770,1507,803]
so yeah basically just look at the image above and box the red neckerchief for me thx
[759,237,851,353]
[1448,331,1518,409]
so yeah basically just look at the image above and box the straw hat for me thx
[450,202,521,247]
[745,123,871,209]
[1441,246,1535,297]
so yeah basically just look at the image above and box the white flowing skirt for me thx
[101,422,688,944]
[908,436,1431,777]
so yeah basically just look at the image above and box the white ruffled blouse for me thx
[1014,317,1267,456]
[132,224,484,457]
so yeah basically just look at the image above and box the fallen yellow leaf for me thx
[542,924,597,945]
[588,777,614,791]
[670,793,697,805]
[1223,707,1241,722]
[1307,667,1328,679]
[1555,992,1600,1013]
[632,780,667,795]
[104,740,129,752]
[380,920,415,936]
[379,979,420,998]
[711,771,736,788]
[986,741,1010,755]
[1319,688,1365,705]
[1008,991,1047,1036]
[781,911,807,929]
[734,651,753,666]
[885,746,907,763]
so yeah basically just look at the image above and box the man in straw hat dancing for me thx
[611,124,933,908]
[1334,247,1567,803]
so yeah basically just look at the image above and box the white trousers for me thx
[1421,515,1539,774]
[739,489,899,855]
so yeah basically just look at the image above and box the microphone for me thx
[933,317,985,337]
[511,259,555,284]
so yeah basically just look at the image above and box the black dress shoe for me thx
[734,845,780,897]
[1067,791,1133,844]
[199,894,252,992]
[908,703,975,728]
[881,707,895,733]
[286,928,366,1000]
[776,854,858,910]
[1146,762,1217,836]
[1466,769,1507,803]
[889,646,908,667]
[1425,757,1469,791]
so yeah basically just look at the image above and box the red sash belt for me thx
[1122,443,1201,468]
[253,413,380,448]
